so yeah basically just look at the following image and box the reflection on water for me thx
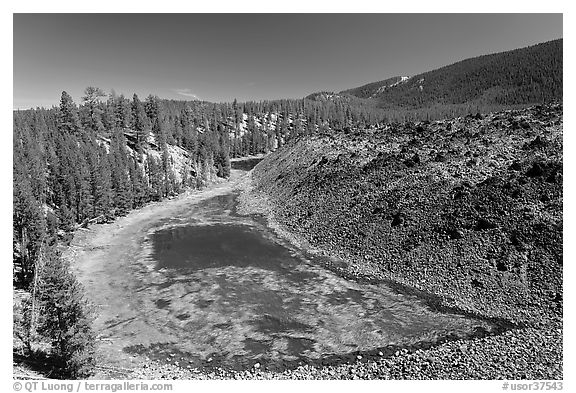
[142,192,495,370]
[230,157,265,171]
[152,224,301,272]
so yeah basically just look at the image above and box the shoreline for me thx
[236,172,518,330]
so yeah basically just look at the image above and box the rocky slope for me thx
[232,103,563,380]
[249,103,562,326]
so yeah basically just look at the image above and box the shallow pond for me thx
[128,190,496,371]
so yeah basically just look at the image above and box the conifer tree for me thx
[144,94,160,123]
[110,128,133,215]
[128,157,147,208]
[73,146,94,222]
[82,87,106,132]
[34,247,96,379]
[57,91,81,134]
[146,155,163,201]
[114,94,130,129]
[92,146,113,219]
[172,117,183,146]
[131,94,148,152]
[13,160,46,285]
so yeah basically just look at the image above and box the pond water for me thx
[230,157,266,171]
[134,187,496,371]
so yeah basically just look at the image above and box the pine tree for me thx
[181,107,199,160]
[144,94,160,123]
[172,117,183,146]
[110,129,133,215]
[73,145,94,222]
[34,247,96,379]
[131,94,148,152]
[128,157,147,208]
[57,91,81,134]
[82,87,106,132]
[114,94,130,129]
[13,160,46,285]
[57,204,76,234]
[146,155,163,201]
[92,146,113,219]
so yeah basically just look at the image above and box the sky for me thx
[13,13,562,109]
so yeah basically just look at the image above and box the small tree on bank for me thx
[34,248,96,379]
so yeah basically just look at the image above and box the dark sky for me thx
[13,13,562,109]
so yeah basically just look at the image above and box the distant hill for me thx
[304,91,350,102]
[339,76,409,99]
[303,91,373,108]
[337,39,562,110]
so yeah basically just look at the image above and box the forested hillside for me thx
[340,76,408,99]
[340,39,562,113]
